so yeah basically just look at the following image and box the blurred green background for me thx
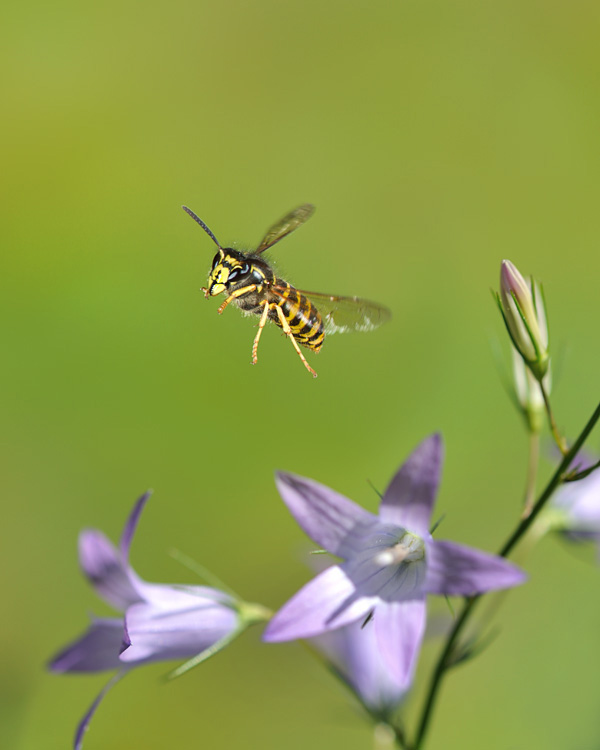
[2,0,600,748]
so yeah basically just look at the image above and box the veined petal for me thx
[379,435,443,536]
[119,491,152,563]
[312,618,408,714]
[48,618,126,673]
[78,530,141,610]
[275,472,378,558]
[424,540,527,596]
[263,564,377,642]
[132,581,235,610]
[374,598,426,688]
[121,593,238,663]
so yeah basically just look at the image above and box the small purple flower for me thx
[545,464,600,551]
[264,435,526,689]
[49,492,241,750]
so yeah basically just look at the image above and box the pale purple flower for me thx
[264,435,526,689]
[49,492,240,750]
[545,463,600,550]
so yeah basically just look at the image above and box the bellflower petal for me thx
[49,619,126,673]
[379,434,443,536]
[133,581,235,610]
[264,565,377,642]
[374,598,427,687]
[424,539,526,596]
[275,472,378,557]
[78,530,141,610]
[312,619,408,715]
[121,590,238,663]
[119,490,152,562]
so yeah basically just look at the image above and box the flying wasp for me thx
[182,204,391,377]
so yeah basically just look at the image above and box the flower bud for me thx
[512,346,550,433]
[498,260,549,380]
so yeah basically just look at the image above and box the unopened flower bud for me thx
[498,260,549,380]
[512,346,550,433]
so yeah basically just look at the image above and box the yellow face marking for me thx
[208,263,231,295]
[214,265,230,284]
[209,281,227,296]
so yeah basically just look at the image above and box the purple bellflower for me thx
[543,462,600,552]
[264,435,526,689]
[49,492,248,750]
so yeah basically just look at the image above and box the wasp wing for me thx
[298,290,391,334]
[255,204,315,254]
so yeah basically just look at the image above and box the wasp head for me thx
[206,249,252,297]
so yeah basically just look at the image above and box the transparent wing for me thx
[256,204,315,254]
[299,290,392,335]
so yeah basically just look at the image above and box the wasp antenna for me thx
[182,206,222,249]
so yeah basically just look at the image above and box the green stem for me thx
[540,381,568,455]
[411,399,600,750]
[522,431,540,518]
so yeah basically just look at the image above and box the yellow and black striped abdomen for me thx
[270,281,325,352]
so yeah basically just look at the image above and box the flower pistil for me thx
[374,532,425,567]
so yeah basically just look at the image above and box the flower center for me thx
[374,531,425,567]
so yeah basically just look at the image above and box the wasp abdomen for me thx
[270,281,325,352]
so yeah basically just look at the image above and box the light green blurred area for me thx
[2,0,600,748]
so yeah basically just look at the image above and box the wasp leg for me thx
[252,300,270,365]
[217,284,258,314]
[275,304,318,378]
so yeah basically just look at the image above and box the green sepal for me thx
[165,625,245,681]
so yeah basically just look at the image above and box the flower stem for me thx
[411,399,600,750]
[521,431,540,518]
[540,380,568,455]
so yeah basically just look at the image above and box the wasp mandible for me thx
[182,204,391,377]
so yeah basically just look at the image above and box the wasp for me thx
[182,204,391,377]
